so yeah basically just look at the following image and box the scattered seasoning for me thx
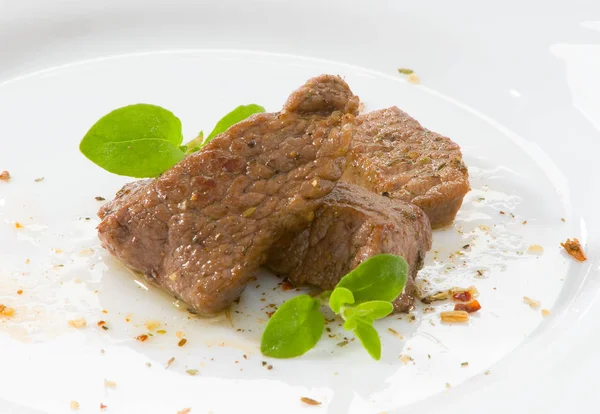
[17,289,23,295]
[388,328,404,339]
[0,170,10,182]
[397,68,414,75]
[421,290,449,304]
[177,409,192,414]
[166,357,175,368]
[424,307,435,314]
[100,403,107,410]
[95,196,106,201]
[145,320,161,331]
[400,354,414,364]
[14,222,24,229]
[156,329,167,335]
[178,338,188,347]
[522,220,527,225]
[336,340,349,347]
[262,361,267,366]
[499,211,505,215]
[454,300,481,313]
[300,397,321,406]
[281,280,294,291]
[561,217,566,222]
[186,369,198,376]
[523,296,541,309]
[104,379,117,388]
[135,334,149,342]
[34,177,44,182]
[440,310,469,324]
[462,244,470,250]
[541,309,551,317]
[0,305,15,317]
[407,73,420,84]
[68,318,87,329]
[25,259,30,264]
[451,290,472,302]
[461,362,469,367]
[102,309,108,314]
[266,365,273,370]
[527,244,544,255]
[70,401,80,411]
[484,370,491,375]
[561,238,587,262]
[476,269,485,277]
[100,349,105,355]
[428,354,431,359]
[97,321,109,330]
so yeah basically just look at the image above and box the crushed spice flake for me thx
[523,296,541,309]
[34,177,45,182]
[177,409,192,414]
[104,379,117,388]
[407,73,420,84]
[281,280,294,291]
[70,401,80,410]
[336,340,349,347]
[461,362,469,367]
[156,329,167,335]
[300,397,321,406]
[135,334,149,342]
[400,354,414,364]
[144,320,161,331]
[0,170,10,181]
[561,217,566,222]
[178,338,188,347]
[100,403,107,410]
[522,220,527,225]
[526,244,544,255]
[454,299,481,313]
[484,370,491,375]
[16,289,23,295]
[440,310,469,324]
[0,306,15,317]
[266,364,273,370]
[561,238,587,262]
[186,369,198,376]
[397,68,414,75]
[95,196,106,201]
[146,362,151,368]
[541,309,551,317]
[388,328,404,339]
[14,222,24,229]
[68,318,87,329]
[421,290,449,304]
[166,357,175,368]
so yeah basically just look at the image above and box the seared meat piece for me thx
[343,107,470,228]
[266,183,432,312]
[97,75,359,315]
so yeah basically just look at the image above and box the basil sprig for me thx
[261,254,408,360]
[80,103,265,178]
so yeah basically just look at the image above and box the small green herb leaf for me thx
[261,295,324,358]
[343,317,358,331]
[337,254,408,304]
[397,68,414,75]
[353,319,382,360]
[353,301,394,321]
[80,104,185,178]
[204,104,265,144]
[329,287,354,314]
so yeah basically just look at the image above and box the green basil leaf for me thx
[80,104,185,178]
[260,295,324,358]
[336,254,408,304]
[353,301,394,321]
[343,316,358,331]
[329,287,354,314]
[353,319,382,360]
[204,104,265,144]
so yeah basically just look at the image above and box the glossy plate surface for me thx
[0,1,598,413]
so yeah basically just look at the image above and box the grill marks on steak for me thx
[266,183,432,312]
[97,75,359,315]
[343,107,470,228]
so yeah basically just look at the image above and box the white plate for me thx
[0,1,598,413]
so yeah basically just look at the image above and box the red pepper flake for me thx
[561,238,587,262]
[17,289,23,295]
[0,170,10,182]
[300,397,321,406]
[97,320,106,326]
[499,211,505,215]
[281,280,294,291]
[178,338,187,347]
[452,291,472,302]
[100,403,107,410]
[454,299,481,313]
[135,334,148,342]
[14,222,24,229]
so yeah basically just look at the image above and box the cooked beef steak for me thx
[97,75,359,315]
[266,183,432,312]
[343,107,470,228]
